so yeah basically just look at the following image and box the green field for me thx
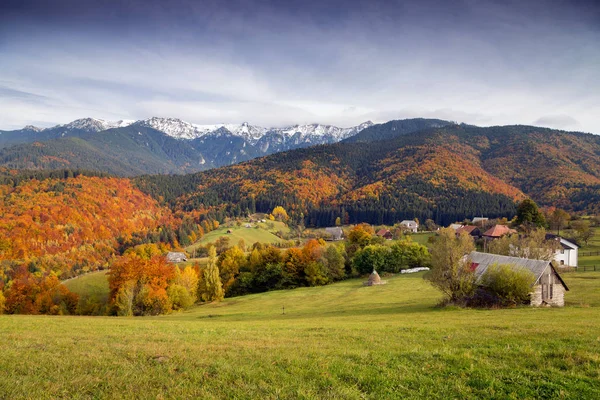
[63,270,110,313]
[186,221,290,254]
[578,227,600,268]
[2,271,600,399]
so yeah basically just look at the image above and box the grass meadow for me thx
[578,227,600,268]
[185,221,289,254]
[2,271,600,399]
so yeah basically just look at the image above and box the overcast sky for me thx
[0,0,599,132]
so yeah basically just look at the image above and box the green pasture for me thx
[2,271,599,399]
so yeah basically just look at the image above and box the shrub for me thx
[480,263,535,306]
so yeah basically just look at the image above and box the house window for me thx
[550,284,553,299]
[560,260,564,265]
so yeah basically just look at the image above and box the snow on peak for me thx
[53,117,135,132]
[137,117,202,140]
[271,121,374,141]
[23,125,42,132]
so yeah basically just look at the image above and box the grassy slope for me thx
[186,222,287,253]
[2,272,600,399]
[63,270,110,304]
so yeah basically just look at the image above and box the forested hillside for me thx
[135,123,600,226]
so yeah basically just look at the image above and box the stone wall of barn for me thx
[530,266,566,307]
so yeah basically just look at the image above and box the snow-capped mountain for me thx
[0,117,374,173]
[52,117,135,133]
[131,117,372,147]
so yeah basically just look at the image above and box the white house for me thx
[472,217,489,225]
[552,237,579,267]
[400,220,418,233]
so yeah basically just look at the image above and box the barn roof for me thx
[482,225,516,238]
[457,225,479,234]
[468,251,569,290]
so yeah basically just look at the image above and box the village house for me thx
[449,223,464,231]
[325,227,343,241]
[546,234,579,268]
[376,228,393,240]
[482,224,516,239]
[472,217,489,226]
[456,225,481,239]
[400,220,418,233]
[468,251,569,307]
[166,252,187,263]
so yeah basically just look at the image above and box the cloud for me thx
[533,115,582,131]
[0,0,599,133]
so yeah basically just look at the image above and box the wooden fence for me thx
[580,251,600,257]
[561,265,599,273]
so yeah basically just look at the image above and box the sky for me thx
[0,0,599,132]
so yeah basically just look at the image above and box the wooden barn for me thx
[469,251,569,307]
[376,229,393,240]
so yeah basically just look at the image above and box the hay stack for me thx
[364,270,386,286]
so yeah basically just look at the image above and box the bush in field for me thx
[426,228,476,304]
[480,264,535,306]
[352,245,388,274]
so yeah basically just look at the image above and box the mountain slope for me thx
[134,122,600,225]
[0,118,374,175]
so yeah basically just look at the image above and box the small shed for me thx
[364,270,387,286]
[456,225,481,238]
[166,252,188,263]
[325,227,343,241]
[376,229,393,240]
[469,251,569,307]
[472,217,489,226]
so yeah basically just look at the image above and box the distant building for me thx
[449,223,464,231]
[166,252,187,263]
[482,225,516,239]
[376,229,393,240]
[400,220,418,233]
[456,225,481,238]
[546,234,579,267]
[472,217,489,226]
[469,251,569,307]
[325,227,343,241]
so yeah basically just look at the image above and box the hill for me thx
[0,171,175,280]
[2,271,599,398]
[135,123,600,225]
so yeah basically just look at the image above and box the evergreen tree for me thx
[515,199,546,228]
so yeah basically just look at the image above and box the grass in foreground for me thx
[2,273,600,399]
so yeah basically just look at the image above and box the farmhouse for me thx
[456,225,481,238]
[400,220,418,233]
[546,234,579,267]
[482,224,516,239]
[472,217,489,226]
[166,252,187,263]
[325,227,343,241]
[376,229,393,240]
[469,251,569,307]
